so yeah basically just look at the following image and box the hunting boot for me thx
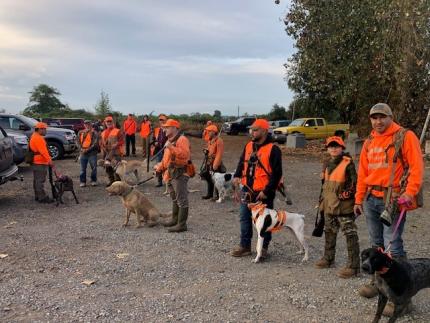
[337,233,360,278]
[168,207,188,233]
[163,203,179,227]
[230,246,252,257]
[315,232,337,268]
[358,247,381,298]
[202,178,214,200]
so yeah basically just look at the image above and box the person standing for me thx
[355,103,423,317]
[314,136,360,279]
[230,119,282,259]
[101,116,124,186]
[154,119,192,233]
[152,114,168,187]
[201,124,225,200]
[139,115,151,158]
[123,114,137,157]
[77,120,99,187]
[29,122,54,203]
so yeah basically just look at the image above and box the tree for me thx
[213,109,222,118]
[94,91,112,118]
[23,84,65,117]
[284,0,430,132]
[267,103,289,120]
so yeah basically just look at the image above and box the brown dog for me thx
[106,181,160,228]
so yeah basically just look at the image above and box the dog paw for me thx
[301,256,309,262]
[253,258,260,263]
[296,250,304,255]
[216,200,222,203]
[121,223,128,228]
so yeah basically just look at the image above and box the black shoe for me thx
[155,182,163,187]
[201,195,212,200]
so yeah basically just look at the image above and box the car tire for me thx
[47,141,64,160]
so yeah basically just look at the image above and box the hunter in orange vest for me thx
[29,122,54,203]
[101,116,124,186]
[77,120,99,187]
[139,114,151,158]
[230,119,282,259]
[123,114,137,157]
[315,136,360,279]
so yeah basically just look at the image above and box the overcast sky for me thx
[0,0,295,116]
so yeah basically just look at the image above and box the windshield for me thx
[289,119,305,126]
[19,115,38,126]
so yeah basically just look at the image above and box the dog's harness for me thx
[251,203,267,224]
[250,203,287,233]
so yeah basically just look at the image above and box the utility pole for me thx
[292,100,296,120]
[237,105,240,118]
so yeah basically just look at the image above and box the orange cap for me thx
[163,119,180,128]
[104,116,113,122]
[205,125,218,133]
[325,136,345,149]
[251,119,269,130]
[35,122,48,129]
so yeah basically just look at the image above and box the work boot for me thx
[315,232,337,268]
[358,275,378,298]
[202,180,214,200]
[168,207,188,233]
[337,233,360,278]
[383,301,413,317]
[230,246,252,257]
[163,203,179,227]
[261,248,269,260]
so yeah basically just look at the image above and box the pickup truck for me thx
[0,126,19,185]
[0,113,77,160]
[273,118,349,140]
[222,117,256,135]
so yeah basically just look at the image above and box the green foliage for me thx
[94,91,112,118]
[267,103,289,120]
[285,0,430,132]
[23,84,65,117]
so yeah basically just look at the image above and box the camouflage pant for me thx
[324,213,357,236]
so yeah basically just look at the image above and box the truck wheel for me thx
[47,141,64,160]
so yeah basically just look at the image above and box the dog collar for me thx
[376,267,390,275]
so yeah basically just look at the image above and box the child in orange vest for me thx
[315,136,360,279]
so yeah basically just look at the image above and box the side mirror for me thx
[19,124,31,131]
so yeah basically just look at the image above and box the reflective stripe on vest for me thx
[241,142,273,192]
[80,131,92,149]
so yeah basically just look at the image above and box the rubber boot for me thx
[315,231,337,268]
[163,203,179,227]
[202,179,214,200]
[168,207,188,233]
[337,233,360,278]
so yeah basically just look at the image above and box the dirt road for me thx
[1,136,429,322]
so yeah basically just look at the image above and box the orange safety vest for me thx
[320,156,355,215]
[140,121,151,138]
[79,131,92,149]
[102,128,123,156]
[241,142,273,192]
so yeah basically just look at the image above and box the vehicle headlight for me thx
[65,133,75,141]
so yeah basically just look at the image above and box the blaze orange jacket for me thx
[155,135,191,180]
[241,141,273,192]
[203,129,210,142]
[123,117,137,135]
[29,132,52,165]
[101,127,124,156]
[207,137,224,170]
[355,122,424,204]
[140,120,151,138]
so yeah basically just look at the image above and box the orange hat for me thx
[325,136,345,149]
[104,116,113,122]
[158,114,168,121]
[205,125,218,133]
[35,122,48,129]
[163,119,180,128]
[251,119,269,130]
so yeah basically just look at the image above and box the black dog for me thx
[53,175,79,207]
[361,248,430,323]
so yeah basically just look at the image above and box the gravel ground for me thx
[1,135,429,322]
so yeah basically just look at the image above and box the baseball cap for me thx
[163,119,180,128]
[35,122,48,129]
[369,103,393,117]
[251,119,270,130]
[325,136,346,149]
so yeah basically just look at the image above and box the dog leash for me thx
[133,176,154,188]
[385,198,410,254]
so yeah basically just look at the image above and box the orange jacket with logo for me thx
[123,117,137,135]
[101,127,124,157]
[155,135,191,180]
[140,120,151,138]
[241,142,273,192]
[207,137,224,170]
[29,132,51,165]
[355,122,424,204]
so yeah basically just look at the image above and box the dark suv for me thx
[222,117,256,135]
[42,118,85,134]
[0,126,19,185]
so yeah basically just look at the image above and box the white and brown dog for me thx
[211,171,235,203]
[248,201,309,263]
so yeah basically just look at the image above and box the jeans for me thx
[239,189,274,249]
[364,194,406,257]
[80,154,97,183]
[125,134,136,156]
